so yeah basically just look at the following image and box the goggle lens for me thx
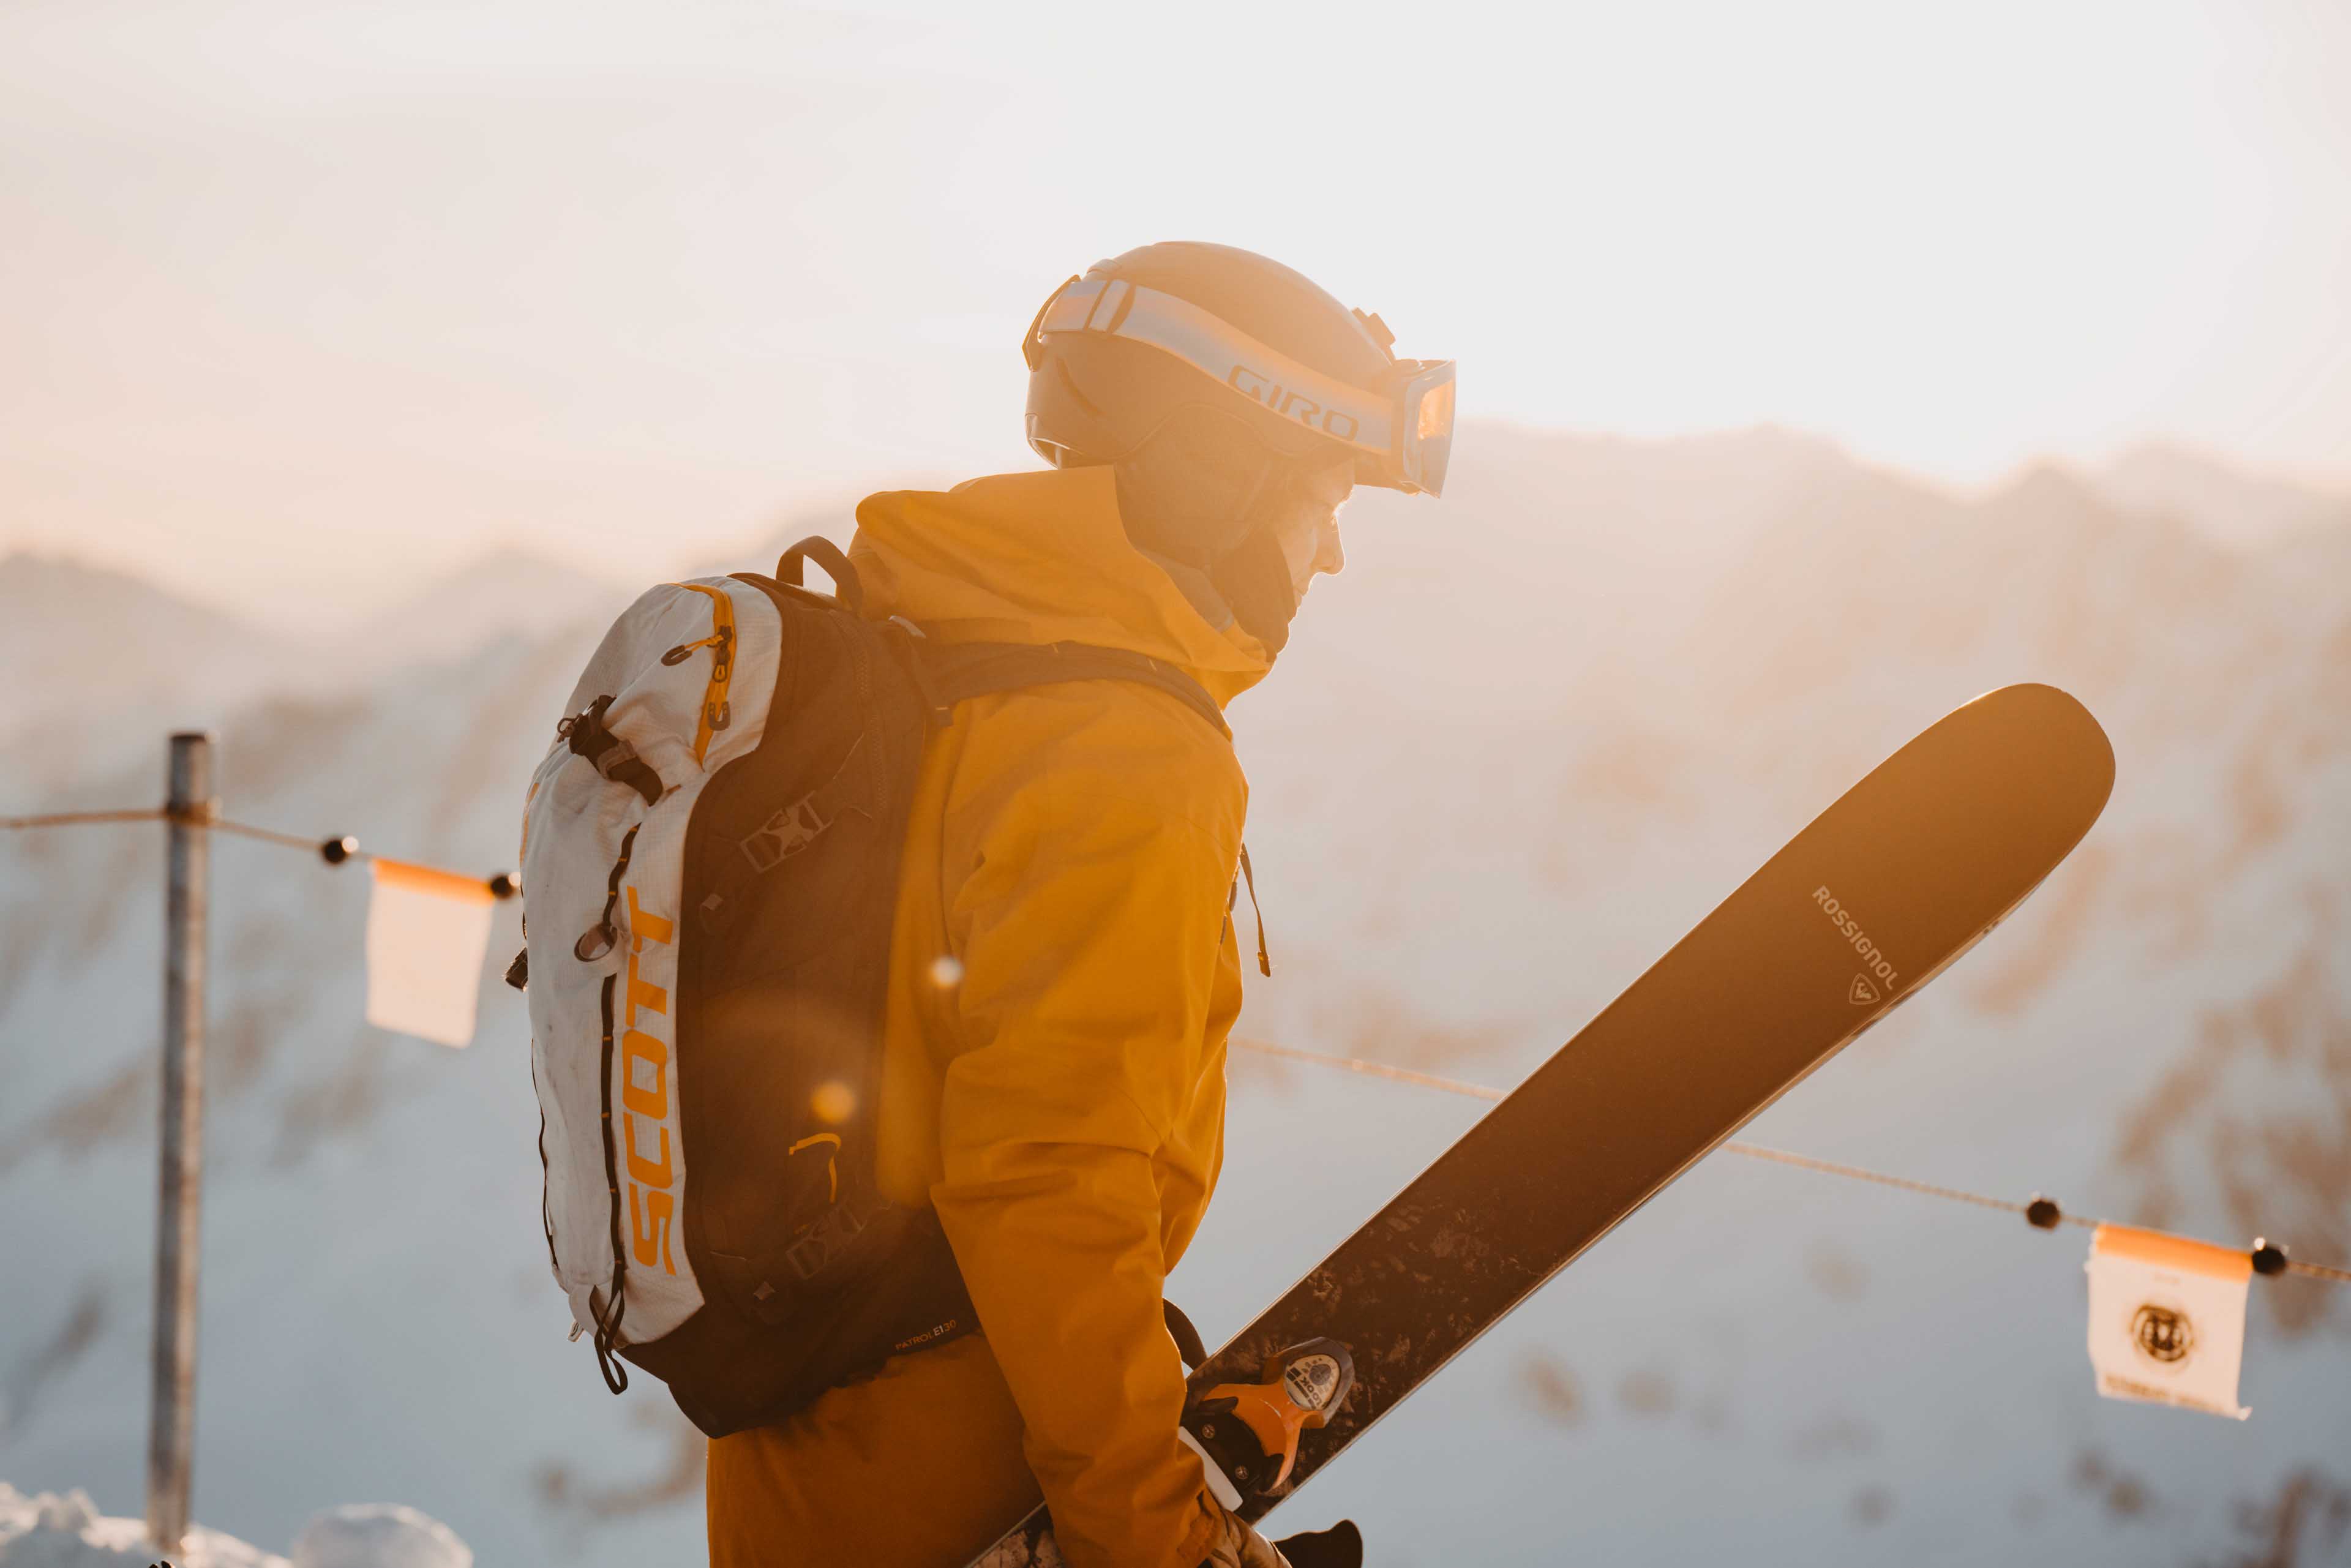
[1406,367,1456,496]
[1417,377,1455,441]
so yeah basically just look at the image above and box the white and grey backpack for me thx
[514,538,1225,1435]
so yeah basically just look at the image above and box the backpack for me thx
[514,537,1226,1437]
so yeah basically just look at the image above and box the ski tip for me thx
[1960,683,2116,808]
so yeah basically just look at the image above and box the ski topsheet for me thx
[970,684,2114,1566]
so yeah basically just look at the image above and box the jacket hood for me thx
[847,467,1272,708]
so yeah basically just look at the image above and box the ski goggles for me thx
[1024,274,1456,497]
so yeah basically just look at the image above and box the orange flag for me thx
[2085,1225,2252,1420]
[365,858,495,1048]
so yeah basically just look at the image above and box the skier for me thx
[701,241,1452,1568]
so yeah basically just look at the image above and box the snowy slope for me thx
[0,1482,470,1567]
[1,426,2345,1566]
[0,1482,289,1567]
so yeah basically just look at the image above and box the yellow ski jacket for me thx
[706,467,1269,1568]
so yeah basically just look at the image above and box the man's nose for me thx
[1316,516,1346,577]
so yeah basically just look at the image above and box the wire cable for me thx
[1232,1036,2348,1285]
[213,817,343,855]
[4,801,509,895]
[212,816,509,895]
[1,807,165,830]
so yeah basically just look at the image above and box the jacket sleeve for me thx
[929,712,1240,1568]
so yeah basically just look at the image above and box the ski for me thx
[970,683,2114,1566]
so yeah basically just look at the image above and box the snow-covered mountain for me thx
[0,556,318,793]
[2090,441,2351,552]
[333,548,636,676]
[1,426,2345,1567]
[0,547,636,798]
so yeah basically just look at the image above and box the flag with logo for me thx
[2085,1224,2251,1420]
[365,858,496,1048]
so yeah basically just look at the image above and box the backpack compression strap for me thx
[916,640,1230,741]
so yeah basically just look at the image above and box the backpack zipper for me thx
[668,583,737,763]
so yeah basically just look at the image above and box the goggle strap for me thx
[1040,276,1400,462]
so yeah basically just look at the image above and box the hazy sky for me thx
[2,0,2346,628]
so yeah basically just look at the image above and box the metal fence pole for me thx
[147,732,214,1556]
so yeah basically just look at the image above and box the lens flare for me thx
[809,1081,857,1126]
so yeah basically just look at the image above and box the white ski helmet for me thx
[1022,241,1455,499]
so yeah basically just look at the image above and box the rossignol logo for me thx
[621,885,679,1275]
[1229,365,1362,442]
[1814,886,1899,1001]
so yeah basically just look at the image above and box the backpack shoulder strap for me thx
[915,639,1231,741]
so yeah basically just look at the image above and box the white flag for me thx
[365,858,495,1048]
[2085,1224,2251,1420]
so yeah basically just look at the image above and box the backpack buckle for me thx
[739,796,829,873]
[737,737,873,872]
[784,1192,881,1281]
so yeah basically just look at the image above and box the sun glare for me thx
[0,0,2342,621]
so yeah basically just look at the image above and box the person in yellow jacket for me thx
[707,242,1452,1568]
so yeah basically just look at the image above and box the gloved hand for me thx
[1273,1521,1363,1568]
[1196,1503,1367,1567]
[1195,1501,1290,1568]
